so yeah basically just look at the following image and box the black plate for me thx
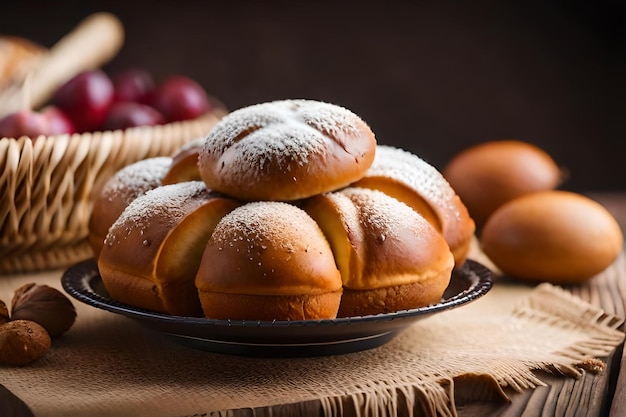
[62,259,492,357]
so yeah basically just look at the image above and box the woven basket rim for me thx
[1,109,226,274]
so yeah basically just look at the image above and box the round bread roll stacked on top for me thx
[353,145,475,268]
[94,98,473,321]
[197,99,377,201]
[98,181,241,316]
[303,187,454,317]
[88,156,172,259]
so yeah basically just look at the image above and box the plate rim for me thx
[61,258,493,328]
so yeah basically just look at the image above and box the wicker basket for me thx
[0,110,225,274]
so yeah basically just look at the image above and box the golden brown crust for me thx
[198,100,377,201]
[88,157,172,259]
[99,267,175,314]
[198,290,343,320]
[481,190,623,283]
[95,103,466,321]
[353,145,475,268]
[161,138,204,185]
[196,202,342,296]
[303,187,454,317]
[442,140,562,228]
[337,273,451,317]
[98,181,240,316]
[195,201,343,320]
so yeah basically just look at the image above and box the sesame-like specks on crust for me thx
[104,181,210,247]
[210,201,310,256]
[200,200,342,296]
[360,145,476,267]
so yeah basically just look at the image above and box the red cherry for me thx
[150,75,211,122]
[41,106,76,135]
[0,106,76,139]
[102,102,165,131]
[0,110,50,139]
[112,68,155,104]
[52,70,114,133]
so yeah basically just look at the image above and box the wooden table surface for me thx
[457,191,626,417]
[1,191,625,417]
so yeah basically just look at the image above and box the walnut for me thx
[11,283,76,338]
[0,299,9,325]
[0,320,51,366]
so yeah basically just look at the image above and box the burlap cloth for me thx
[0,249,624,417]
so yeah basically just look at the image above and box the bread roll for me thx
[98,181,241,316]
[481,190,623,283]
[352,145,475,268]
[195,201,343,320]
[303,187,454,317]
[0,36,46,90]
[161,138,204,185]
[198,99,377,201]
[88,157,172,259]
[443,140,562,228]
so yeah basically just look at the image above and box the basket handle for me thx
[0,12,124,117]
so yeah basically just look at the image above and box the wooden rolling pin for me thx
[0,12,125,117]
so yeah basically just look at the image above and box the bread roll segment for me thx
[198,99,377,201]
[195,201,343,320]
[88,157,172,259]
[303,187,454,317]
[353,145,475,268]
[161,138,204,185]
[98,181,240,316]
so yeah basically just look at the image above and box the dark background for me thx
[2,0,625,191]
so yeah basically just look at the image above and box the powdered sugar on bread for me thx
[104,181,211,247]
[100,157,171,205]
[198,99,376,201]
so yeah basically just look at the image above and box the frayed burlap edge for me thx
[202,283,624,417]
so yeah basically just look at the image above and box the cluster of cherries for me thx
[0,69,214,139]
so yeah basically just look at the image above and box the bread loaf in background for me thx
[443,140,562,229]
[481,190,623,284]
